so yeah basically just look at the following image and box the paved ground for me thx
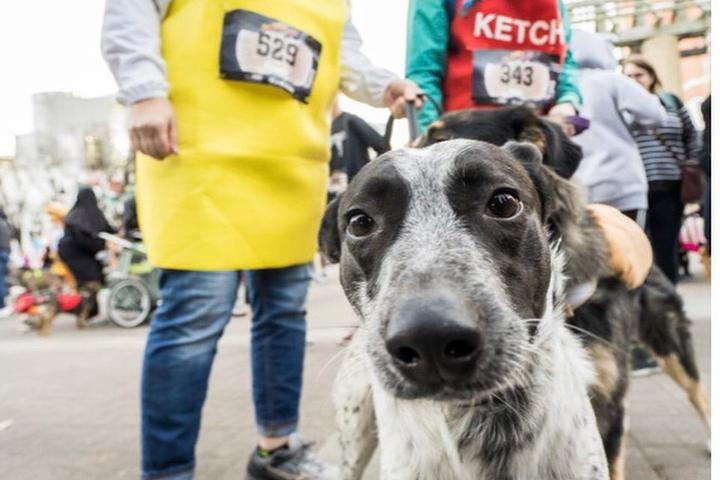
[0,265,710,479]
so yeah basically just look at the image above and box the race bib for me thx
[472,50,561,109]
[220,10,322,103]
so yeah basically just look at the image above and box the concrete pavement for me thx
[0,265,710,479]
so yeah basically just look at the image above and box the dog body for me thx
[417,107,710,470]
[329,107,709,480]
[420,107,710,472]
[322,140,608,479]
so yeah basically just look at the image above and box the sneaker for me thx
[631,345,661,377]
[246,434,339,480]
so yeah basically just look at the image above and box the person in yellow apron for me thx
[102,1,421,479]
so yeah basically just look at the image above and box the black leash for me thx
[384,93,443,145]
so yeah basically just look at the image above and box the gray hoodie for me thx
[570,29,665,211]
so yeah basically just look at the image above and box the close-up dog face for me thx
[413,106,583,180]
[320,139,561,401]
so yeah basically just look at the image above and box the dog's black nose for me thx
[385,296,482,387]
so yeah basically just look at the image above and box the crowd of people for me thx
[0,1,709,479]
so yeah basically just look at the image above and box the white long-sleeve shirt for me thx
[101,0,397,107]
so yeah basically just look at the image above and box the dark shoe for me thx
[631,345,661,377]
[246,434,339,480]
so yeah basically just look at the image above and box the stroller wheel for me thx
[107,278,152,328]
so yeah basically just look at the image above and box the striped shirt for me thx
[632,96,700,183]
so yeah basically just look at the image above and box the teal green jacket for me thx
[407,0,583,131]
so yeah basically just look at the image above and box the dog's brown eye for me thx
[347,212,377,238]
[487,191,522,219]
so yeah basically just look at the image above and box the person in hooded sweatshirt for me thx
[58,188,115,285]
[570,29,666,223]
[58,188,115,326]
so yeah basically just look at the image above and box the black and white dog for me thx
[320,139,609,480]
[418,107,710,478]
[324,107,709,480]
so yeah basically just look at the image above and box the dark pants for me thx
[647,181,684,284]
[703,181,711,255]
[621,209,638,220]
[620,209,647,229]
[0,248,8,309]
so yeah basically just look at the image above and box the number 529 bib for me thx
[472,50,561,109]
[220,10,322,103]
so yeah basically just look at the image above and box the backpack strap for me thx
[658,91,682,112]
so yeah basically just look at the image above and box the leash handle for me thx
[384,92,441,145]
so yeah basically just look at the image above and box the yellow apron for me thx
[136,0,347,270]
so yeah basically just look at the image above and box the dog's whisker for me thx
[489,391,526,425]
[563,324,623,353]
[314,347,359,382]
[334,365,369,382]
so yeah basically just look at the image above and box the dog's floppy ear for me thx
[502,141,558,222]
[536,118,583,179]
[508,107,583,179]
[318,194,343,264]
[503,141,586,231]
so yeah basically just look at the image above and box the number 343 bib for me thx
[220,10,322,103]
[473,50,561,108]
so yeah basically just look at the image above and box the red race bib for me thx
[444,0,567,112]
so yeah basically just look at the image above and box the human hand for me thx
[129,97,179,160]
[546,102,577,137]
[383,78,424,119]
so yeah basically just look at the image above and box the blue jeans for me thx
[141,264,312,480]
[0,248,9,309]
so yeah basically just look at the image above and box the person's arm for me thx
[68,226,106,255]
[340,20,396,107]
[340,19,422,118]
[101,0,177,160]
[349,115,390,154]
[615,76,666,129]
[101,0,170,105]
[406,0,448,132]
[554,1,582,110]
